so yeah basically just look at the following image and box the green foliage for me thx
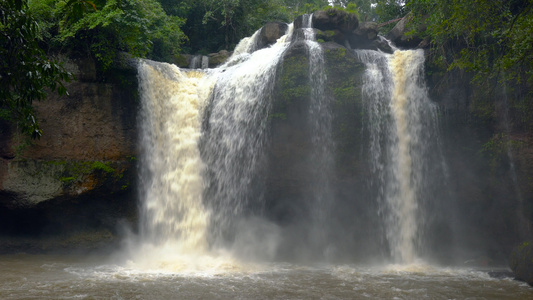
[168,0,334,53]
[0,0,72,138]
[374,0,405,32]
[46,160,122,188]
[268,113,288,120]
[284,0,330,17]
[90,161,115,173]
[279,55,311,104]
[60,176,76,184]
[407,0,533,85]
[28,0,186,68]
[329,0,405,24]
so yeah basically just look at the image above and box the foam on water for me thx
[2,254,529,299]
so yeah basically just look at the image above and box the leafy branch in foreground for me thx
[1,0,72,139]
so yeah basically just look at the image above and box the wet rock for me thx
[354,22,378,40]
[488,271,514,279]
[0,120,14,161]
[312,9,359,34]
[256,22,289,50]
[371,37,394,54]
[386,13,423,49]
[348,22,378,49]
[316,29,345,45]
[209,50,232,68]
[510,241,533,285]
[73,57,97,82]
[174,54,191,68]
[291,28,320,43]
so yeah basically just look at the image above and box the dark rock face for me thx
[209,50,231,68]
[386,13,423,49]
[424,51,533,263]
[0,57,138,253]
[264,39,382,261]
[256,22,289,50]
[348,22,379,49]
[312,9,359,34]
[510,242,533,285]
[175,54,192,68]
[315,29,345,45]
[354,22,378,40]
[309,10,391,53]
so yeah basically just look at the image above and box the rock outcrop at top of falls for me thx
[179,8,395,70]
[275,9,392,53]
[386,13,425,49]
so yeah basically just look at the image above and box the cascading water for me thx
[137,62,211,253]
[135,13,444,267]
[134,25,294,265]
[201,34,290,250]
[189,55,209,69]
[300,14,336,257]
[356,49,442,264]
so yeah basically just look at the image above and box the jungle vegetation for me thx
[1,0,532,137]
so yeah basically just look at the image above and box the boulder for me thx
[354,22,378,40]
[174,54,191,68]
[316,29,345,45]
[312,9,359,34]
[209,50,232,68]
[256,22,289,50]
[386,13,423,49]
[370,36,394,54]
[348,22,380,50]
[509,241,533,286]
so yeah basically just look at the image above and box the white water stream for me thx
[357,49,441,263]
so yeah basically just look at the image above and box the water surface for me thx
[1,254,531,299]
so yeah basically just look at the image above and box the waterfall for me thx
[357,49,440,263]
[135,24,292,265]
[135,15,443,266]
[201,39,290,247]
[189,55,210,69]
[300,14,335,257]
[137,61,212,254]
[201,56,209,69]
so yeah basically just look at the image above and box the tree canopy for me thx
[2,0,533,138]
[28,0,187,68]
[407,0,533,85]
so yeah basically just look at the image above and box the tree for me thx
[0,0,71,138]
[407,0,533,85]
[28,0,187,68]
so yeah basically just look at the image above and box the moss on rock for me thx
[270,45,311,121]
[323,44,365,177]
[510,241,533,286]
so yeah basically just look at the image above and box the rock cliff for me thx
[0,56,138,252]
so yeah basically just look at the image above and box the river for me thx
[1,253,531,299]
